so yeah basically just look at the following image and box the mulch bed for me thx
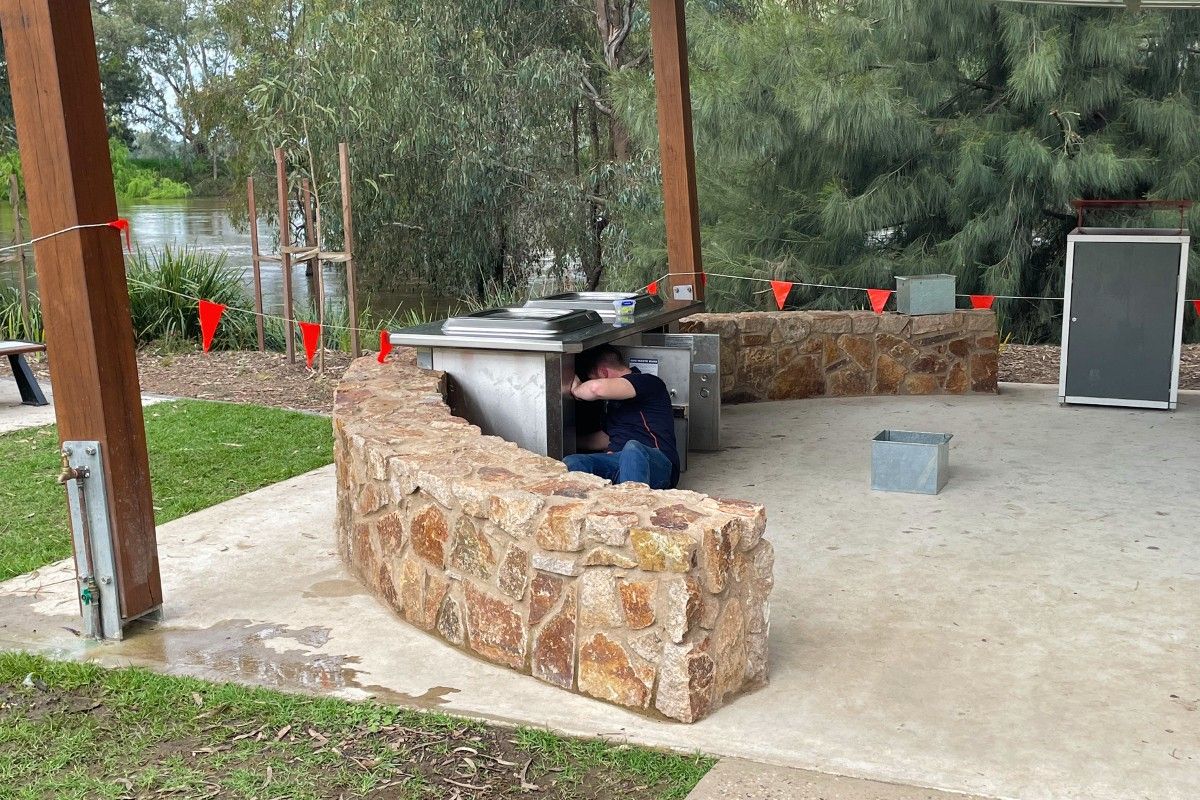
[1000,343,1200,389]
[26,342,1200,416]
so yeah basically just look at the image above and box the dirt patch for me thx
[1000,344,1200,389]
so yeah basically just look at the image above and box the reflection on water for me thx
[0,197,455,319]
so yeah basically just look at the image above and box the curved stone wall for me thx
[334,356,773,723]
[679,310,999,404]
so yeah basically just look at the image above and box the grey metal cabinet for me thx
[1060,228,1190,410]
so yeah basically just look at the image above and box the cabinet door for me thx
[1065,241,1180,403]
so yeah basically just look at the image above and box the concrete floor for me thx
[0,376,169,434]
[1,384,1197,800]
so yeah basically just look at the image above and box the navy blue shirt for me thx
[605,369,680,487]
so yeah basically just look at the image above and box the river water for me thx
[0,197,457,319]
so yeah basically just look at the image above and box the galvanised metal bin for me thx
[895,274,956,315]
[871,430,953,495]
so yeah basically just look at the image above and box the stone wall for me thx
[679,310,999,404]
[334,356,773,723]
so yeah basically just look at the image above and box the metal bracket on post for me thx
[60,441,123,641]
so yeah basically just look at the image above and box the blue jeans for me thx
[565,440,675,489]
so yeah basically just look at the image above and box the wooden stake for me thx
[8,173,31,338]
[301,178,324,373]
[274,148,295,363]
[0,0,161,620]
[339,143,360,357]
[246,176,265,351]
[649,0,705,302]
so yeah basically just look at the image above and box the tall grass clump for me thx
[126,245,254,348]
[0,285,43,342]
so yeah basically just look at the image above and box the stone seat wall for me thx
[679,310,999,404]
[334,357,774,723]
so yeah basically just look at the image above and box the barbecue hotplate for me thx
[524,291,664,320]
[440,307,603,338]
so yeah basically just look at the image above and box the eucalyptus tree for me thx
[217,0,603,300]
[611,0,1200,341]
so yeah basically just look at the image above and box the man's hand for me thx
[570,375,582,398]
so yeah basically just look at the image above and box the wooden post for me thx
[274,148,295,363]
[8,173,31,338]
[0,0,161,619]
[300,178,324,373]
[648,0,705,303]
[339,143,360,357]
[246,177,265,351]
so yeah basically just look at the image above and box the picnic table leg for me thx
[8,353,48,406]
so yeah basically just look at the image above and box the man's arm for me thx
[571,376,636,402]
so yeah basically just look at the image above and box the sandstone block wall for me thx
[679,310,999,404]
[334,357,773,723]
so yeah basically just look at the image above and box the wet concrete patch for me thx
[302,579,367,599]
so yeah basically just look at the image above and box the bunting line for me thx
[0,218,132,256]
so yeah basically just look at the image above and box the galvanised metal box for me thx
[871,430,953,495]
[896,274,957,315]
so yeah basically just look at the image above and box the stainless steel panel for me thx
[390,300,704,354]
[432,349,555,457]
[525,292,664,320]
[641,333,721,451]
[441,308,602,338]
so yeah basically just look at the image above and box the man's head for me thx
[577,345,630,381]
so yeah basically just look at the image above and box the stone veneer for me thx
[679,310,999,404]
[334,356,773,723]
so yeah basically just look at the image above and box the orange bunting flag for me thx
[867,289,892,315]
[299,322,321,368]
[378,330,393,364]
[107,218,132,251]
[700,272,708,289]
[970,295,996,310]
[1193,299,1200,316]
[647,280,658,296]
[198,300,226,353]
[770,280,793,310]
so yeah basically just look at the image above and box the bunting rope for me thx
[658,270,1200,310]
[0,218,131,256]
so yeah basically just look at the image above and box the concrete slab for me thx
[686,758,990,800]
[0,376,171,435]
[1,384,1197,800]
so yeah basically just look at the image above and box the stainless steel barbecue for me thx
[388,295,718,462]
[523,291,664,321]
[441,308,602,338]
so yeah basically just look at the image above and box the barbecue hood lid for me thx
[440,307,604,337]
[523,291,664,318]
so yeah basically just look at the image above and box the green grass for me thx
[0,400,332,582]
[0,654,713,799]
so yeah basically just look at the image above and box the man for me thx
[565,344,680,489]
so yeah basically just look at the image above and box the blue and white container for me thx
[612,298,637,325]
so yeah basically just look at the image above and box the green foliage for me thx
[110,139,193,199]
[0,400,332,581]
[610,1,1200,342]
[0,285,42,341]
[218,0,601,299]
[126,245,252,346]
